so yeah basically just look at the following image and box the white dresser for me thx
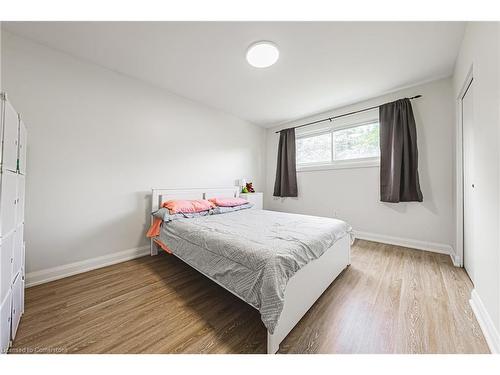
[239,192,263,210]
[0,92,27,354]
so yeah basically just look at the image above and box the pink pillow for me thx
[209,197,249,207]
[162,199,215,214]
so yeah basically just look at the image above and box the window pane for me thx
[334,122,380,161]
[296,133,332,164]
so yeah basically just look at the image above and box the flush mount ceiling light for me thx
[246,41,279,68]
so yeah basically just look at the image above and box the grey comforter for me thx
[159,209,351,333]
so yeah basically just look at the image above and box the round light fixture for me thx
[246,41,279,68]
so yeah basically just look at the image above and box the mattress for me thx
[159,208,351,333]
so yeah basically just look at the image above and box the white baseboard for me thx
[449,253,462,267]
[470,289,500,354]
[353,230,457,265]
[26,245,150,288]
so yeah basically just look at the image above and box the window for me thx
[296,120,380,170]
[296,132,332,164]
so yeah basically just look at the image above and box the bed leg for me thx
[267,332,279,354]
[150,240,158,256]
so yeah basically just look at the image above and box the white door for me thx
[18,119,27,175]
[2,101,19,173]
[21,267,25,314]
[0,291,12,354]
[16,174,25,226]
[0,170,18,237]
[12,226,24,281]
[10,274,22,340]
[462,80,475,284]
[0,233,14,303]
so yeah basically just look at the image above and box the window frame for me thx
[296,119,381,172]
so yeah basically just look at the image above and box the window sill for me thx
[297,158,380,172]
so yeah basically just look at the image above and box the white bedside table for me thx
[239,192,263,210]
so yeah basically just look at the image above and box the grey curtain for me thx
[273,128,298,197]
[379,98,423,203]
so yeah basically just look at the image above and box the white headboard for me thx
[151,187,240,212]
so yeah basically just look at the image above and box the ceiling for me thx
[3,22,465,127]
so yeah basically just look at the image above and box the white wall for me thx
[453,22,500,345]
[1,32,266,275]
[265,78,456,253]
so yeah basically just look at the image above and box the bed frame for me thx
[150,187,351,354]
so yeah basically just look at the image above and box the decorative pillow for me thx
[162,199,215,214]
[208,197,249,207]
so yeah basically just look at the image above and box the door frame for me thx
[455,65,474,268]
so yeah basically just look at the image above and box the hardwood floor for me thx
[9,240,489,354]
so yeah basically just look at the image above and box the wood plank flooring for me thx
[9,240,489,354]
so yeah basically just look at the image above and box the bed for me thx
[149,187,352,354]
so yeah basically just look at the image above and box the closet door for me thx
[0,291,12,354]
[18,119,27,175]
[16,174,25,226]
[0,170,18,237]
[12,226,24,281]
[21,265,25,314]
[0,233,14,303]
[11,274,22,340]
[463,80,475,284]
[1,101,19,173]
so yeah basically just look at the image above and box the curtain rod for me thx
[275,95,422,134]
